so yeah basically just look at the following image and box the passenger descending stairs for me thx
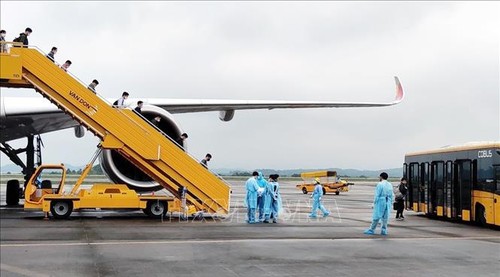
[0,46,230,215]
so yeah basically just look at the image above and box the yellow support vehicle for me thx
[296,171,353,195]
[23,149,198,219]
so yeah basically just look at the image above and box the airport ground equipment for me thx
[404,141,500,227]
[23,149,198,219]
[1,44,231,216]
[296,171,353,195]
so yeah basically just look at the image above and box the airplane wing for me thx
[145,77,404,113]
[0,77,403,142]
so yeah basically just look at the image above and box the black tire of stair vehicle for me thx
[302,187,308,194]
[335,191,340,195]
[142,208,151,217]
[322,188,326,195]
[6,179,20,206]
[475,204,487,226]
[146,200,168,218]
[50,200,73,219]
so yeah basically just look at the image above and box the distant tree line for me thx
[65,164,103,175]
[227,171,375,179]
[228,171,253,176]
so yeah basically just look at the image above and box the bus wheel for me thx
[302,187,308,194]
[475,204,487,226]
[146,201,167,218]
[6,180,20,206]
[50,201,73,219]
[322,188,326,195]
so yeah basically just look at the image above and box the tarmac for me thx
[1,179,499,277]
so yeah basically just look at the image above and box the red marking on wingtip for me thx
[396,86,403,101]
[395,77,404,101]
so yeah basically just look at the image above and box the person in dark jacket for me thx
[175,133,188,149]
[395,177,408,220]
[200,153,212,168]
[46,47,57,61]
[13,27,32,47]
[134,101,143,114]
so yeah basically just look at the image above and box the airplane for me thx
[0,76,404,192]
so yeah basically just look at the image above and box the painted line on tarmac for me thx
[1,236,499,248]
[1,263,50,277]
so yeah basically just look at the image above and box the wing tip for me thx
[393,76,404,103]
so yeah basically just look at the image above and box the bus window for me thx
[496,166,500,192]
[476,157,496,193]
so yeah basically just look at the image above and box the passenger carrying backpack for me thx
[399,184,408,196]
[13,33,24,42]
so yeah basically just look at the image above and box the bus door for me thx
[421,163,429,213]
[494,166,500,226]
[409,163,419,211]
[454,160,472,222]
[428,163,437,216]
[445,161,453,218]
[430,162,444,216]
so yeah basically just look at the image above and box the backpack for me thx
[112,100,119,106]
[13,33,26,44]
[394,187,403,201]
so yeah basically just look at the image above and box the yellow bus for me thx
[404,142,500,226]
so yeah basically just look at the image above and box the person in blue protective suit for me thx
[256,172,268,222]
[309,178,330,218]
[364,172,394,235]
[245,171,260,224]
[264,174,282,223]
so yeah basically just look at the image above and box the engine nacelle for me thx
[99,105,185,191]
[74,125,85,138]
[219,109,235,122]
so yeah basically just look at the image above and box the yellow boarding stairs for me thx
[0,44,231,215]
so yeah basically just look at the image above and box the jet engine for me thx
[99,105,185,191]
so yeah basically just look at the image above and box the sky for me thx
[0,1,499,172]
